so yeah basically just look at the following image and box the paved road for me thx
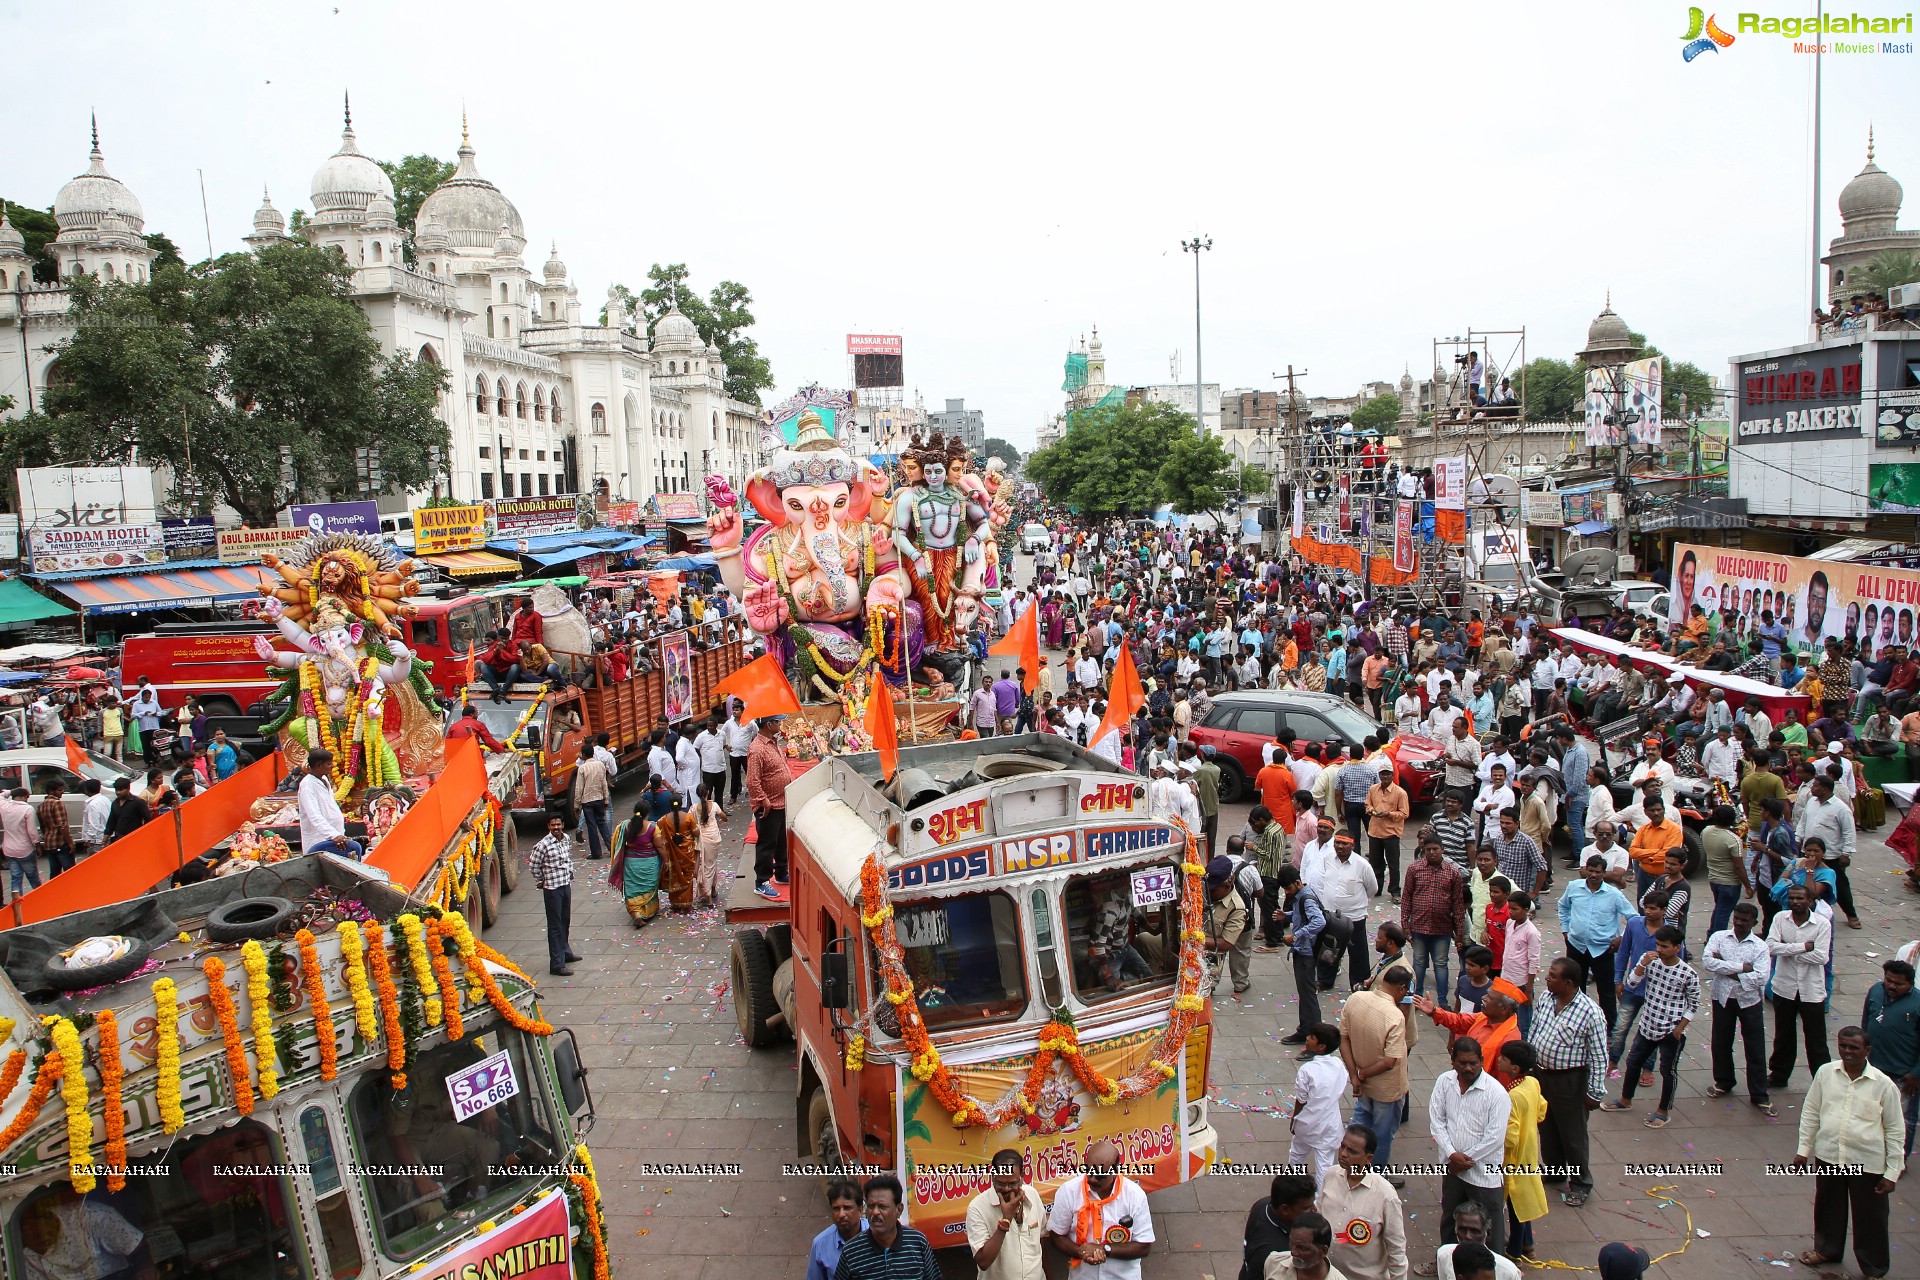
[480,565,1920,1278]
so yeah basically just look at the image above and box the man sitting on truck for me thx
[297,749,362,859]
[477,631,522,705]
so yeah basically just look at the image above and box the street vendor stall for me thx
[1551,626,1810,722]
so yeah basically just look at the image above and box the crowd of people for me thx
[893,507,1916,1280]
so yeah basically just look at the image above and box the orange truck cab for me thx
[729,734,1220,1245]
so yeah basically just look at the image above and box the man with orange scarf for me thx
[1046,1139,1155,1277]
[1412,979,1529,1087]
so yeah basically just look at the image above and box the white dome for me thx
[0,209,25,255]
[251,188,286,236]
[310,119,394,223]
[653,306,701,350]
[365,192,398,229]
[416,129,524,257]
[54,122,144,234]
[543,243,568,282]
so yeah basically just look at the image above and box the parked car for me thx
[1188,691,1446,804]
[0,747,139,831]
[1019,522,1051,554]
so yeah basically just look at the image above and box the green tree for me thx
[1349,393,1400,435]
[980,436,1022,468]
[1854,249,1920,296]
[1237,462,1271,495]
[376,154,456,263]
[1156,430,1239,519]
[605,265,775,405]
[1025,400,1233,518]
[144,232,184,269]
[0,241,448,527]
[1520,356,1584,422]
[0,200,64,282]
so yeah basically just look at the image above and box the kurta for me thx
[1504,1076,1549,1224]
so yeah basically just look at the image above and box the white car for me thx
[0,747,138,830]
[1019,523,1051,554]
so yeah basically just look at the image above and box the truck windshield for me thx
[10,1118,302,1279]
[347,1027,561,1259]
[882,892,1026,1030]
[1062,864,1184,1004]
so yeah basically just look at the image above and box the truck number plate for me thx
[1130,867,1178,907]
[447,1048,520,1122]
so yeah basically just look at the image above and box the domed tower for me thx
[652,304,703,374]
[1826,128,1912,304]
[414,213,452,277]
[418,112,531,339]
[1578,295,1637,369]
[539,243,578,324]
[243,187,290,251]
[306,94,395,261]
[0,205,32,292]
[50,115,157,283]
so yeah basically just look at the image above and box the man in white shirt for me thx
[1320,834,1379,987]
[1791,1027,1904,1279]
[1395,687,1425,736]
[692,718,728,799]
[1047,1140,1155,1279]
[1471,765,1515,842]
[646,731,677,793]
[1627,746,1678,811]
[1430,1037,1513,1256]
[1475,739,1517,786]
[1076,650,1102,690]
[1435,1203,1524,1280]
[1767,884,1834,1088]
[1088,703,1122,764]
[1700,724,1742,787]
[1822,743,1857,801]
[1427,697,1462,741]
[81,779,114,859]
[296,750,360,857]
[721,705,756,805]
[671,729,701,802]
[1290,746,1323,799]
[1298,815,1339,898]
[1580,821,1633,888]
[1703,901,1773,1111]
[966,1150,1047,1280]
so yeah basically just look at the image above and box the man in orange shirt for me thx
[1627,796,1685,902]
[1257,755,1298,833]
[1466,612,1485,665]
[1412,978,1527,1086]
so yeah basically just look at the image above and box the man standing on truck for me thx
[478,631,523,705]
[747,716,789,899]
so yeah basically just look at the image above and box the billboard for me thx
[1624,356,1664,446]
[290,501,381,537]
[491,495,587,535]
[26,524,166,574]
[1668,541,1920,653]
[1433,456,1467,544]
[160,517,217,559]
[1735,343,1864,445]
[217,526,308,564]
[411,503,488,555]
[847,334,903,355]
[1393,500,1416,572]
[854,353,905,389]
[1582,368,1615,446]
[15,465,156,530]
[651,492,704,522]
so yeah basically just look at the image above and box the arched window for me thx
[103,262,117,279]
[533,386,546,422]
[515,381,529,419]
[496,379,509,417]
[372,241,383,263]
[549,392,561,427]
[475,376,489,414]
[667,361,677,375]
[500,282,509,303]
[591,403,606,434]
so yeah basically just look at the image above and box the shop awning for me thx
[1568,520,1612,536]
[495,534,654,568]
[0,579,76,626]
[419,549,523,578]
[41,565,272,615]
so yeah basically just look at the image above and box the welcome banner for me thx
[1668,541,1920,653]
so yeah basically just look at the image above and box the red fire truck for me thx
[118,593,499,713]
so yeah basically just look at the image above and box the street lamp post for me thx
[1182,236,1212,439]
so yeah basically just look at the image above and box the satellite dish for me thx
[1470,474,1520,507]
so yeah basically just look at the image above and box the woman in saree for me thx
[654,796,701,912]
[608,802,661,926]
[1042,596,1064,648]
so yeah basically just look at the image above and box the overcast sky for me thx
[8,1,1918,448]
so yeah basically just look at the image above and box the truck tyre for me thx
[496,819,522,894]
[773,958,797,1040]
[766,922,793,969]
[731,930,785,1048]
[206,896,295,944]
[43,936,154,993]
[479,842,504,928]
[807,1086,843,1166]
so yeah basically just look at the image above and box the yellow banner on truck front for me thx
[413,503,488,555]
[896,1025,1186,1245]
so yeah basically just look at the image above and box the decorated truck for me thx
[728,734,1220,1244]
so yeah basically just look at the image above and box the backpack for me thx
[1300,888,1354,967]
[1225,855,1262,918]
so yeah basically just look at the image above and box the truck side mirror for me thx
[551,1026,595,1133]
[523,725,542,752]
[821,952,850,1010]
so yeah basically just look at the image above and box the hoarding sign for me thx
[1393,500,1415,572]
[491,495,585,534]
[290,501,381,537]
[1736,343,1864,444]
[406,1187,572,1280]
[1523,491,1562,527]
[604,501,643,527]
[846,334,904,355]
[27,524,166,574]
[160,517,217,558]
[217,526,308,564]
[411,504,487,555]
[651,492,704,521]
[1668,541,1920,651]
[15,465,157,530]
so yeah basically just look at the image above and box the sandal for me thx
[1756,1102,1778,1117]
[1798,1252,1840,1268]
[1600,1100,1632,1112]
[1706,1085,1730,1098]
[1562,1188,1590,1207]
[1639,1070,1656,1089]
[1644,1112,1670,1128]
[1846,917,1863,929]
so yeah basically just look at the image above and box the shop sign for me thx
[27,524,166,574]
[217,526,308,563]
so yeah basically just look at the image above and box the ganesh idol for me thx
[707,409,926,692]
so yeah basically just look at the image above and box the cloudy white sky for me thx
[8,1,1918,447]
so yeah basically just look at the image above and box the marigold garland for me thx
[50,1017,94,1194]
[153,977,184,1133]
[424,918,464,1041]
[0,1052,62,1153]
[96,1010,127,1192]
[0,1050,24,1107]
[396,914,442,1028]
[856,813,1211,1130]
[569,1142,612,1280]
[364,922,409,1091]
[444,910,485,1002]
[476,940,531,983]
[203,957,256,1115]
[295,929,340,1081]
[465,951,554,1036]
[336,921,380,1046]
[240,941,280,1101]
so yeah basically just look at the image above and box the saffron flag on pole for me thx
[1091,638,1145,752]
[711,652,803,725]
[864,675,900,782]
[63,734,90,776]
[988,601,1042,692]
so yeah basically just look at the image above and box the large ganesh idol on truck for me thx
[250,533,448,801]
[708,410,984,709]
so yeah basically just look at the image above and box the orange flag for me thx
[1091,638,1145,751]
[711,651,803,724]
[63,735,91,776]
[864,675,900,782]
[988,601,1042,692]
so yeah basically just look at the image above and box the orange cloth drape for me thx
[1290,532,1420,587]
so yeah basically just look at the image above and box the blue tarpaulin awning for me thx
[1568,519,1612,536]
[654,555,717,571]
[487,530,656,567]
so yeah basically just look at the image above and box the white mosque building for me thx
[0,105,760,515]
